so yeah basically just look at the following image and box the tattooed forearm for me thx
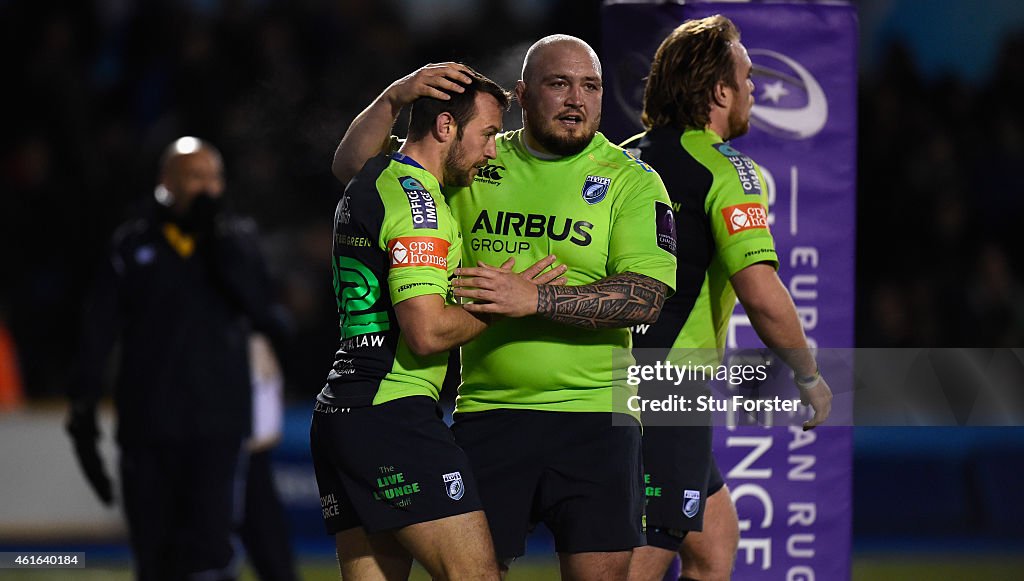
[535,272,667,329]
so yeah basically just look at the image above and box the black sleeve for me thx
[69,246,124,406]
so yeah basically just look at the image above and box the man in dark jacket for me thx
[68,136,290,581]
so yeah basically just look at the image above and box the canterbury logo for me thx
[476,164,505,181]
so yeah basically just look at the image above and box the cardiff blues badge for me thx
[682,489,701,518]
[443,471,465,501]
[582,175,611,205]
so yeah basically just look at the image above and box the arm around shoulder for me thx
[332,63,476,184]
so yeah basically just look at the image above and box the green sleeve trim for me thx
[718,234,779,277]
[388,268,448,304]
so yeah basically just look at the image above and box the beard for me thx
[526,112,600,157]
[726,103,751,141]
[442,138,477,188]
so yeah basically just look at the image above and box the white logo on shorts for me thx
[683,489,701,518]
[321,493,341,520]
[443,471,465,501]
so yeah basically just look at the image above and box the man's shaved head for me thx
[159,136,222,174]
[516,34,604,157]
[521,35,602,84]
[157,136,225,216]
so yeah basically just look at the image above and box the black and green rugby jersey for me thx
[622,127,778,361]
[318,153,462,407]
[446,129,677,414]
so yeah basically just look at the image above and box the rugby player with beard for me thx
[621,16,833,581]
[313,70,557,581]
[331,37,678,581]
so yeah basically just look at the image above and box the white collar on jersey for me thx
[521,132,564,161]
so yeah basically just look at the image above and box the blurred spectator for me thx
[66,137,291,581]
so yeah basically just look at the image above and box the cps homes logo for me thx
[388,237,449,269]
[749,49,828,140]
[722,203,769,235]
[582,175,611,205]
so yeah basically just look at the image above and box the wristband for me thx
[795,368,820,390]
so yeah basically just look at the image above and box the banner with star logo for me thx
[602,2,857,579]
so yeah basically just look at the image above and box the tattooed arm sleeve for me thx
[535,271,668,329]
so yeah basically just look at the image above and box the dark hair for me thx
[642,15,741,131]
[407,67,511,141]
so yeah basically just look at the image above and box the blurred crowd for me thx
[1,0,1021,400]
[0,0,597,400]
[858,37,1024,347]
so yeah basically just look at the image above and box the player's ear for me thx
[434,111,456,143]
[514,80,527,106]
[712,80,730,109]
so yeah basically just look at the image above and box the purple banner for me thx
[602,2,857,579]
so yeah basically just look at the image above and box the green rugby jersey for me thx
[446,129,677,414]
[318,153,462,407]
[623,127,778,361]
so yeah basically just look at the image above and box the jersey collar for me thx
[391,151,444,188]
[391,152,426,171]
[515,129,606,161]
[521,136,563,160]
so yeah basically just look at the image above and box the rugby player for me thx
[621,15,833,581]
[311,69,561,581]
[332,36,678,580]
